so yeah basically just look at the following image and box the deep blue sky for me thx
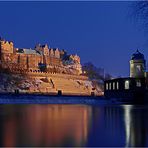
[0,1,147,77]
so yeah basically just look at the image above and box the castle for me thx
[0,37,102,96]
[0,37,82,75]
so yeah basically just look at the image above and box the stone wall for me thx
[0,52,62,70]
[0,72,103,96]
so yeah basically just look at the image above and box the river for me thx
[0,95,147,147]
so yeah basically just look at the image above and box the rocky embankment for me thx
[0,73,103,96]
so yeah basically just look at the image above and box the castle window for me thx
[106,83,108,90]
[117,82,119,90]
[136,80,141,87]
[125,80,129,89]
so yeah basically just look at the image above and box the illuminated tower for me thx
[130,50,146,78]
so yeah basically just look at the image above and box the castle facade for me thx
[0,38,82,75]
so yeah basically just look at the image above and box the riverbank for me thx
[0,72,103,96]
[0,94,106,104]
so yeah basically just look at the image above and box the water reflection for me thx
[122,105,147,147]
[0,105,92,147]
[104,104,148,147]
[96,104,148,147]
[0,103,148,147]
[123,105,133,147]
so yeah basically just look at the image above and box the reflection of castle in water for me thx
[0,105,147,147]
[0,105,92,147]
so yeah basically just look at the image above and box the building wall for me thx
[43,45,49,55]
[54,48,60,58]
[0,52,62,71]
[104,78,146,99]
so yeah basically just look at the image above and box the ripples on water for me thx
[0,95,148,147]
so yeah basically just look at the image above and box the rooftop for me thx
[131,49,145,60]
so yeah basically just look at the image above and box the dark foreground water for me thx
[0,95,148,147]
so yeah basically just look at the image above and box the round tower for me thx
[130,50,146,78]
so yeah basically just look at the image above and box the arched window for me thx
[113,82,115,90]
[109,83,112,90]
[117,82,119,90]
[106,83,108,90]
[125,80,129,89]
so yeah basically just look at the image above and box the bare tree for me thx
[133,1,148,28]
[82,62,112,81]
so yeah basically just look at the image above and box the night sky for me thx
[0,1,147,77]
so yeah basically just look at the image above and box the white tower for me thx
[130,50,146,78]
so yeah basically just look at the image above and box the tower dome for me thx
[130,49,146,78]
[131,49,145,60]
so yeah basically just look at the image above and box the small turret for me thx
[0,38,14,54]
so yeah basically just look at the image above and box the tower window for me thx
[136,65,141,73]
[125,80,129,89]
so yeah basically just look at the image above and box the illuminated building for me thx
[0,37,103,95]
[0,37,82,75]
[104,50,147,102]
